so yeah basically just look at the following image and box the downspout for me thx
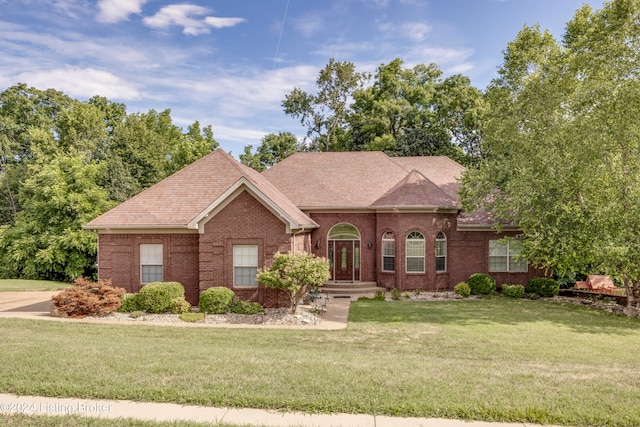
[292,228,305,254]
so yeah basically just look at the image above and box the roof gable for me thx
[86,149,316,231]
[370,169,458,209]
[263,151,464,209]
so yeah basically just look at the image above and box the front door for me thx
[334,241,353,281]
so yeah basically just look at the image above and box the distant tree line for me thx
[241,57,486,170]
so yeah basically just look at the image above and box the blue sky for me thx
[0,0,603,155]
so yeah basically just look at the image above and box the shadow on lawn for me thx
[348,298,640,335]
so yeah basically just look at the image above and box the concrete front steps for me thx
[321,281,385,298]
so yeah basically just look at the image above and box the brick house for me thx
[86,148,540,306]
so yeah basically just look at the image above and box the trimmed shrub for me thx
[502,284,525,298]
[118,293,140,313]
[468,273,497,295]
[137,282,185,314]
[52,278,125,318]
[454,282,471,298]
[199,287,235,314]
[230,300,265,315]
[527,278,560,297]
[168,297,191,314]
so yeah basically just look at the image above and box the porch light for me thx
[316,240,320,249]
[368,241,373,249]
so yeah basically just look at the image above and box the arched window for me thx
[328,223,360,240]
[406,231,425,273]
[382,231,395,272]
[436,231,447,272]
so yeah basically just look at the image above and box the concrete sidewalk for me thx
[0,393,563,427]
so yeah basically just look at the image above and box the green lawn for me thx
[0,414,249,427]
[1,298,639,426]
[0,279,71,292]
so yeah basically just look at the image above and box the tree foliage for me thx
[460,0,640,314]
[240,131,300,171]
[279,58,485,164]
[0,84,218,281]
[257,251,330,313]
[283,58,369,151]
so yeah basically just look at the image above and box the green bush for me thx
[502,284,525,298]
[168,297,191,314]
[391,288,401,300]
[230,300,265,315]
[199,287,235,314]
[137,282,185,314]
[468,273,497,295]
[454,282,471,298]
[118,293,140,312]
[373,290,386,301]
[527,277,560,297]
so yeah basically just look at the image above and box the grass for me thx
[0,414,262,426]
[0,279,71,292]
[1,298,640,426]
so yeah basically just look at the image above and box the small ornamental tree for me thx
[257,252,330,313]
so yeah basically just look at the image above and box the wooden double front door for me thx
[329,240,360,281]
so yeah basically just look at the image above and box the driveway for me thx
[0,291,59,318]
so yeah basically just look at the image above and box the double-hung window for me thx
[489,240,527,272]
[436,232,447,272]
[140,244,163,283]
[234,245,258,287]
[382,231,395,272]
[406,231,425,273]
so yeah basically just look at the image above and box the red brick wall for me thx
[307,212,377,282]
[305,211,543,291]
[375,212,458,291]
[199,190,303,308]
[97,233,200,303]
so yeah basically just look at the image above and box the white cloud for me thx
[401,22,431,42]
[143,4,244,35]
[203,16,245,29]
[16,66,141,100]
[96,0,147,23]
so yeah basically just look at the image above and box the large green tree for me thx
[240,131,300,171]
[0,84,218,280]
[283,58,368,151]
[460,0,640,315]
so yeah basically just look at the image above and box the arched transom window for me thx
[406,231,425,273]
[328,223,360,240]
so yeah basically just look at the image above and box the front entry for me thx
[335,241,353,281]
[328,240,361,281]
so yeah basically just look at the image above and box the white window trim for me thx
[382,232,395,272]
[436,231,447,272]
[140,243,163,284]
[406,231,425,273]
[489,240,528,273]
[233,245,258,287]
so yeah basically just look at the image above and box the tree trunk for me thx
[623,277,640,317]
